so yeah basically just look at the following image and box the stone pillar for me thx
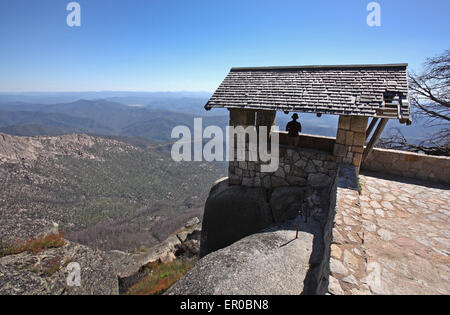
[228,109,256,185]
[229,108,256,127]
[256,110,276,129]
[334,115,368,173]
[256,109,276,148]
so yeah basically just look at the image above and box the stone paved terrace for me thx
[329,170,450,295]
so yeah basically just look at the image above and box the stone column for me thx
[228,109,256,185]
[229,108,256,127]
[256,110,276,132]
[334,115,368,173]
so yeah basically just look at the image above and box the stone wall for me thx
[316,163,367,295]
[362,148,450,184]
[229,145,338,190]
[278,132,335,153]
[315,166,339,294]
[333,115,368,173]
[228,145,339,227]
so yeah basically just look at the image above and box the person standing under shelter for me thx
[286,113,302,146]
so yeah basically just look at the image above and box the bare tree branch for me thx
[380,50,449,156]
[378,128,450,156]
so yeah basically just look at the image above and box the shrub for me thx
[125,259,195,295]
[0,232,65,257]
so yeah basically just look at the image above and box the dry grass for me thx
[0,232,65,257]
[125,259,195,295]
[42,257,63,276]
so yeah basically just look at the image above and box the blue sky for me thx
[0,0,449,92]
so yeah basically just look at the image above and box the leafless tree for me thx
[379,50,449,156]
[409,50,449,124]
[378,127,449,156]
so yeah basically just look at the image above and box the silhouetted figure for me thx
[286,113,302,146]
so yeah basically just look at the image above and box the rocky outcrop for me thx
[105,220,202,294]
[109,220,201,279]
[0,219,60,249]
[0,241,118,295]
[0,132,135,165]
[107,235,182,279]
[0,132,141,246]
[200,178,274,257]
[0,217,202,295]
[166,219,324,295]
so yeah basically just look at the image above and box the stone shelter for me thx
[205,64,411,188]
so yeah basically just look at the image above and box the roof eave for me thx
[231,63,408,72]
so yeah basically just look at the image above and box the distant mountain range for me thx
[0,93,438,144]
[0,99,228,142]
[0,91,211,104]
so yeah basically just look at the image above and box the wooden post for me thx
[365,117,379,141]
[362,118,388,163]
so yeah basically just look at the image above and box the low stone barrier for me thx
[229,144,338,191]
[316,163,368,295]
[277,132,336,153]
[362,148,450,184]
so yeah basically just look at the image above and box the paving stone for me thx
[366,186,381,194]
[383,193,396,201]
[331,244,342,259]
[332,229,346,245]
[330,258,349,276]
[370,194,383,201]
[377,229,394,241]
[342,274,358,285]
[362,207,374,215]
[370,201,381,208]
[362,220,377,232]
[356,174,450,295]
[381,201,395,210]
[352,248,362,257]
[343,216,358,226]
[350,284,372,295]
[328,276,344,295]
[347,233,358,243]
[343,250,359,270]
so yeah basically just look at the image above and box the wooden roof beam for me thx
[363,118,389,163]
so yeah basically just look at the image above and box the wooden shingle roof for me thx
[205,64,411,121]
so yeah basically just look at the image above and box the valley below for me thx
[0,132,226,252]
[0,95,230,294]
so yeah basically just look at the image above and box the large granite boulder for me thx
[166,219,323,295]
[200,179,274,257]
[270,186,309,224]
